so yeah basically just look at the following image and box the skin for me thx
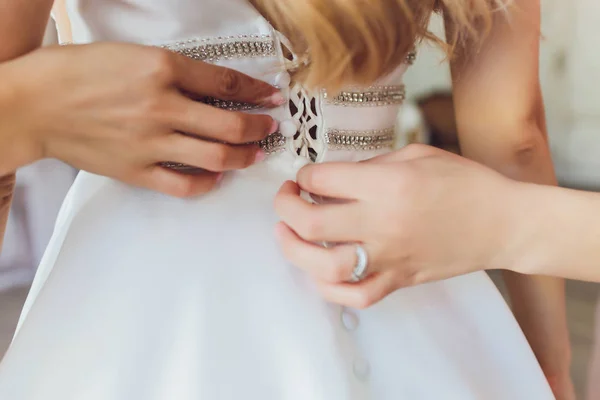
[0,1,575,398]
[0,1,283,251]
[274,1,574,398]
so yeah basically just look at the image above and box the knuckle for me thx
[298,214,323,242]
[324,259,347,283]
[353,289,375,310]
[225,114,249,143]
[279,240,295,261]
[204,175,221,193]
[207,146,230,170]
[145,49,176,82]
[300,167,326,192]
[325,248,352,282]
[272,193,287,216]
[403,143,431,157]
[216,68,242,97]
[391,167,418,196]
[169,178,196,198]
[397,263,423,288]
[139,93,166,118]
[242,148,257,168]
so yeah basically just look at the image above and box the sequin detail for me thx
[200,97,261,112]
[323,85,406,107]
[163,35,276,62]
[256,132,287,154]
[158,162,206,173]
[325,128,396,151]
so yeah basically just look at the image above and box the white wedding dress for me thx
[0,1,555,399]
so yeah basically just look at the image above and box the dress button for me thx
[293,156,311,169]
[274,72,291,89]
[341,309,359,331]
[280,119,298,138]
[353,358,371,381]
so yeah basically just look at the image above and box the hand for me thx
[1,43,282,197]
[274,144,524,308]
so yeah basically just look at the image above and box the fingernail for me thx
[269,119,279,134]
[269,92,286,106]
[255,150,266,163]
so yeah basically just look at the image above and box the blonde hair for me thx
[252,0,505,91]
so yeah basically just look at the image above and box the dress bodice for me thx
[65,0,412,163]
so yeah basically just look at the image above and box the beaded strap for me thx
[325,128,396,151]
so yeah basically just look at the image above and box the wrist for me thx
[490,180,547,274]
[0,60,45,173]
[498,182,581,277]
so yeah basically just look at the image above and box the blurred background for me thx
[1,2,600,398]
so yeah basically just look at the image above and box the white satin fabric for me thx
[0,1,554,399]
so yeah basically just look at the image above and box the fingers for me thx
[295,145,448,201]
[274,181,362,243]
[158,134,264,172]
[295,163,383,200]
[366,144,444,164]
[133,166,222,198]
[169,97,278,144]
[173,55,283,107]
[276,218,416,309]
[316,273,398,309]
[275,222,361,283]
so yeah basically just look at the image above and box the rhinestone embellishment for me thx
[163,35,276,63]
[256,132,287,155]
[200,97,261,112]
[157,162,205,173]
[156,33,404,165]
[325,128,396,151]
[323,85,406,107]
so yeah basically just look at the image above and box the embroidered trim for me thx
[256,132,287,154]
[323,85,406,107]
[324,128,396,151]
[157,32,404,166]
[163,35,276,62]
[199,97,262,112]
[157,162,206,173]
[251,128,396,155]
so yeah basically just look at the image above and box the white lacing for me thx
[273,29,325,163]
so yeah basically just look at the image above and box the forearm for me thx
[0,0,54,252]
[0,66,30,254]
[0,76,19,252]
[509,183,600,282]
[0,58,47,253]
[461,121,570,378]
[501,272,568,378]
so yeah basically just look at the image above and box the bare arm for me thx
[0,0,55,251]
[505,182,600,282]
[445,0,572,393]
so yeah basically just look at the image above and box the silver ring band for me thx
[351,245,369,282]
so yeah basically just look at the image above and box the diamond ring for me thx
[350,245,369,283]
